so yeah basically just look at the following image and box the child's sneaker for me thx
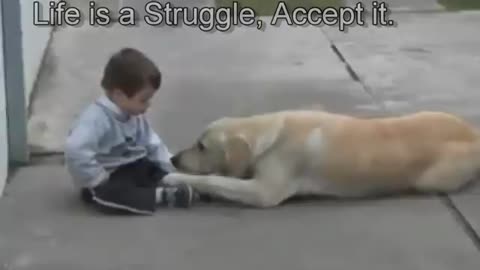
[159,183,197,208]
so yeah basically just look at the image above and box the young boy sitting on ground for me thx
[65,47,197,215]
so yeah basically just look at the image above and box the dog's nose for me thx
[170,155,179,167]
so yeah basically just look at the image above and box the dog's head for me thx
[170,115,283,178]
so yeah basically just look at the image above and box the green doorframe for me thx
[1,0,30,167]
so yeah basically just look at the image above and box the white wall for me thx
[0,2,8,196]
[0,0,58,194]
[20,0,57,108]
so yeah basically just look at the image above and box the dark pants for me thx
[81,158,169,215]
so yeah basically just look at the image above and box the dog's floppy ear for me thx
[222,117,284,178]
[223,135,252,178]
[252,117,283,158]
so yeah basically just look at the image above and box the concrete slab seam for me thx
[29,152,65,167]
[441,195,480,251]
[26,25,57,119]
[320,28,389,114]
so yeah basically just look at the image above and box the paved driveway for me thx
[2,1,480,269]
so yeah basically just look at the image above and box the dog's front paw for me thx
[163,173,192,186]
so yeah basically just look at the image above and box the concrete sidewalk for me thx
[2,0,480,269]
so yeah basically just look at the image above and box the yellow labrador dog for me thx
[163,110,480,207]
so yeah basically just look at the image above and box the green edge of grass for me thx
[438,0,480,10]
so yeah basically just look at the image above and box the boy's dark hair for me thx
[101,48,161,97]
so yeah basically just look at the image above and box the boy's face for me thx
[112,87,156,116]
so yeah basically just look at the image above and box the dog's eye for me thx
[197,142,205,151]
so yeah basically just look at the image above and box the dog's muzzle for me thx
[170,155,180,168]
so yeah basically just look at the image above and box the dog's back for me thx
[262,110,480,196]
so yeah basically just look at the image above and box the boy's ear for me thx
[223,135,252,178]
[110,88,126,98]
[112,88,124,97]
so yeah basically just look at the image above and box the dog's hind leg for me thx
[413,142,480,194]
[163,173,295,208]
